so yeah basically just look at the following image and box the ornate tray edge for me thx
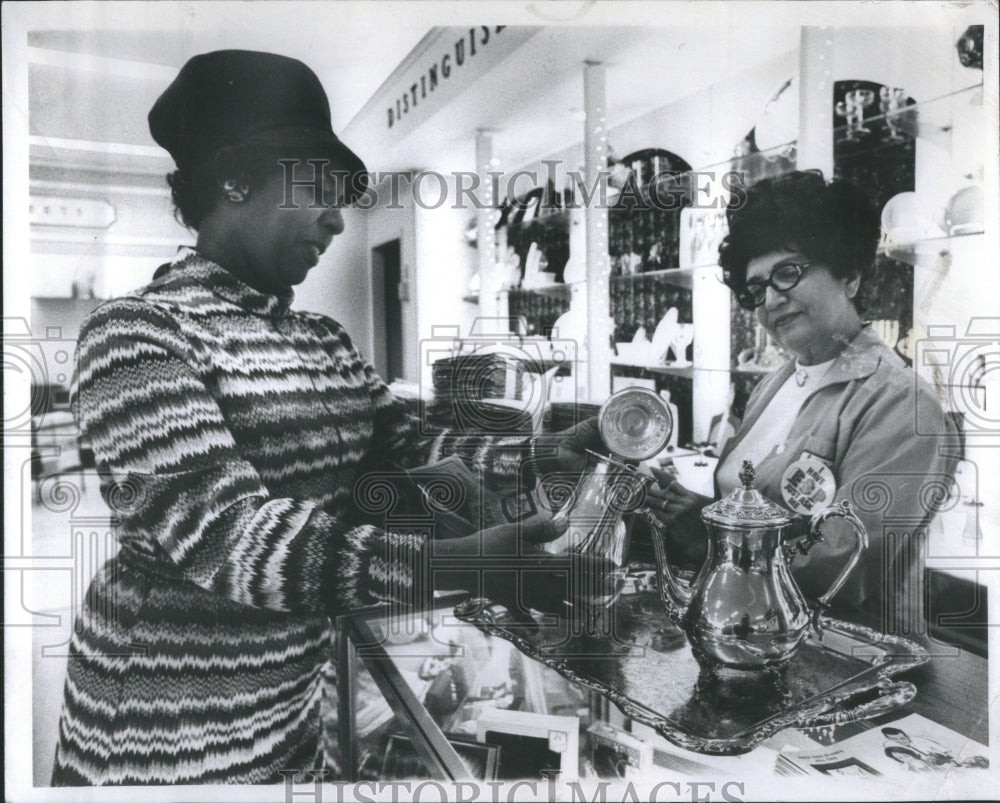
[454,601,930,756]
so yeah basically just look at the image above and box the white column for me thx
[584,61,612,403]
[691,266,732,442]
[476,130,506,327]
[798,27,835,177]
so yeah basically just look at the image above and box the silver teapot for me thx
[649,460,868,670]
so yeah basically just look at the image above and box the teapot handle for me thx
[788,500,869,636]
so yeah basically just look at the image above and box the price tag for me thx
[780,452,837,515]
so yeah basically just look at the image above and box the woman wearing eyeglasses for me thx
[648,170,957,634]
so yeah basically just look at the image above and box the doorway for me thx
[371,239,404,381]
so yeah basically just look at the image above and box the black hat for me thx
[149,50,368,199]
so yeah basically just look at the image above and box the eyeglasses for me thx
[735,261,810,310]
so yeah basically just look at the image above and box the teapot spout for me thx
[641,510,694,626]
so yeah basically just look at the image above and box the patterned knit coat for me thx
[51,251,527,785]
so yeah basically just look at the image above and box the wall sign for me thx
[29,195,116,228]
[345,26,540,161]
[387,27,507,129]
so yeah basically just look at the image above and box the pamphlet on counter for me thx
[775,714,990,777]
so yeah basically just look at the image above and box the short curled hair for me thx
[166,144,367,230]
[166,145,270,230]
[718,170,880,305]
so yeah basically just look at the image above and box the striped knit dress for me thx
[51,250,527,785]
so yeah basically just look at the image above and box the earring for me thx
[223,179,249,203]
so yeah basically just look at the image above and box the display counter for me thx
[335,592,988,782]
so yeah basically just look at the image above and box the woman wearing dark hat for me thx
[647,170,957,635]
[51,50,601,786]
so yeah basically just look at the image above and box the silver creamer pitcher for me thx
[543,451,653,609]
[649,460,868,669]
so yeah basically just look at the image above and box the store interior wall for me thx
[365,184,419,382]
[413,174,479,390]
[508,50,798,186]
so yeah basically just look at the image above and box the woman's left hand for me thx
[531,416,604,475]
[644,468,713,522]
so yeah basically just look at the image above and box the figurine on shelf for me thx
[680,208,728,269]
[650,307,679,364]
[521,242,557,289]
[622,252,642,276]
[878,86,907,144]
[615,325,652,364]
[668,323,694,367]
[501,245,522,290]
[646,241,665,272]
[835,88,875,141]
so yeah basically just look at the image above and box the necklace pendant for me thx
[794,366,808,387]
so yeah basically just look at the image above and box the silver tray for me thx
[454,592,929,755]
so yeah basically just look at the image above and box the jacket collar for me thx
[716,324,894,472]
[158,247,294,317]
[809,323,896,390]
[762,323,891,395]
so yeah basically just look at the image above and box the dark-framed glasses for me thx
[735,261,810,310]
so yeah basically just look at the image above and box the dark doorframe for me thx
[371,239,403,381]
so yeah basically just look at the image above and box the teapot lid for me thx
[702,460,793,526]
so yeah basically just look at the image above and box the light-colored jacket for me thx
[715,325,960,635]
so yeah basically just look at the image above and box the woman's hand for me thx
[642,467,713,570]
[481,552,619,616]
[431,513,618,615]
[430,513,567,558]
[644,467,713,525]
[480,514,568,555]
[531,416,604,476]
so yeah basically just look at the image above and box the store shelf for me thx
[516,282,572,299]
[881,229,985,263]
[612,266,703,290]
[833,82,984,153]
[611,360,695,379]
[691,140,798,179]
[506,208,571,232]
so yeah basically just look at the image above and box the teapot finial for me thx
[739,460,756,489]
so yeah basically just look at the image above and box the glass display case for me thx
[334,590,987,783]
[336,596,597,782]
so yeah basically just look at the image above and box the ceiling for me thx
[346,24,801,173]
[27,8,431,132]
[23,2,431,174]
[20,2,804,178]
[18,2,983,180]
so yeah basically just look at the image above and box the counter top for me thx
[341,593,990,780]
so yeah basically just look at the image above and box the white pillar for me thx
[584,61,612,403]
[691,266,732,442]
[476,130,506,327]
[798,27,835,178]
